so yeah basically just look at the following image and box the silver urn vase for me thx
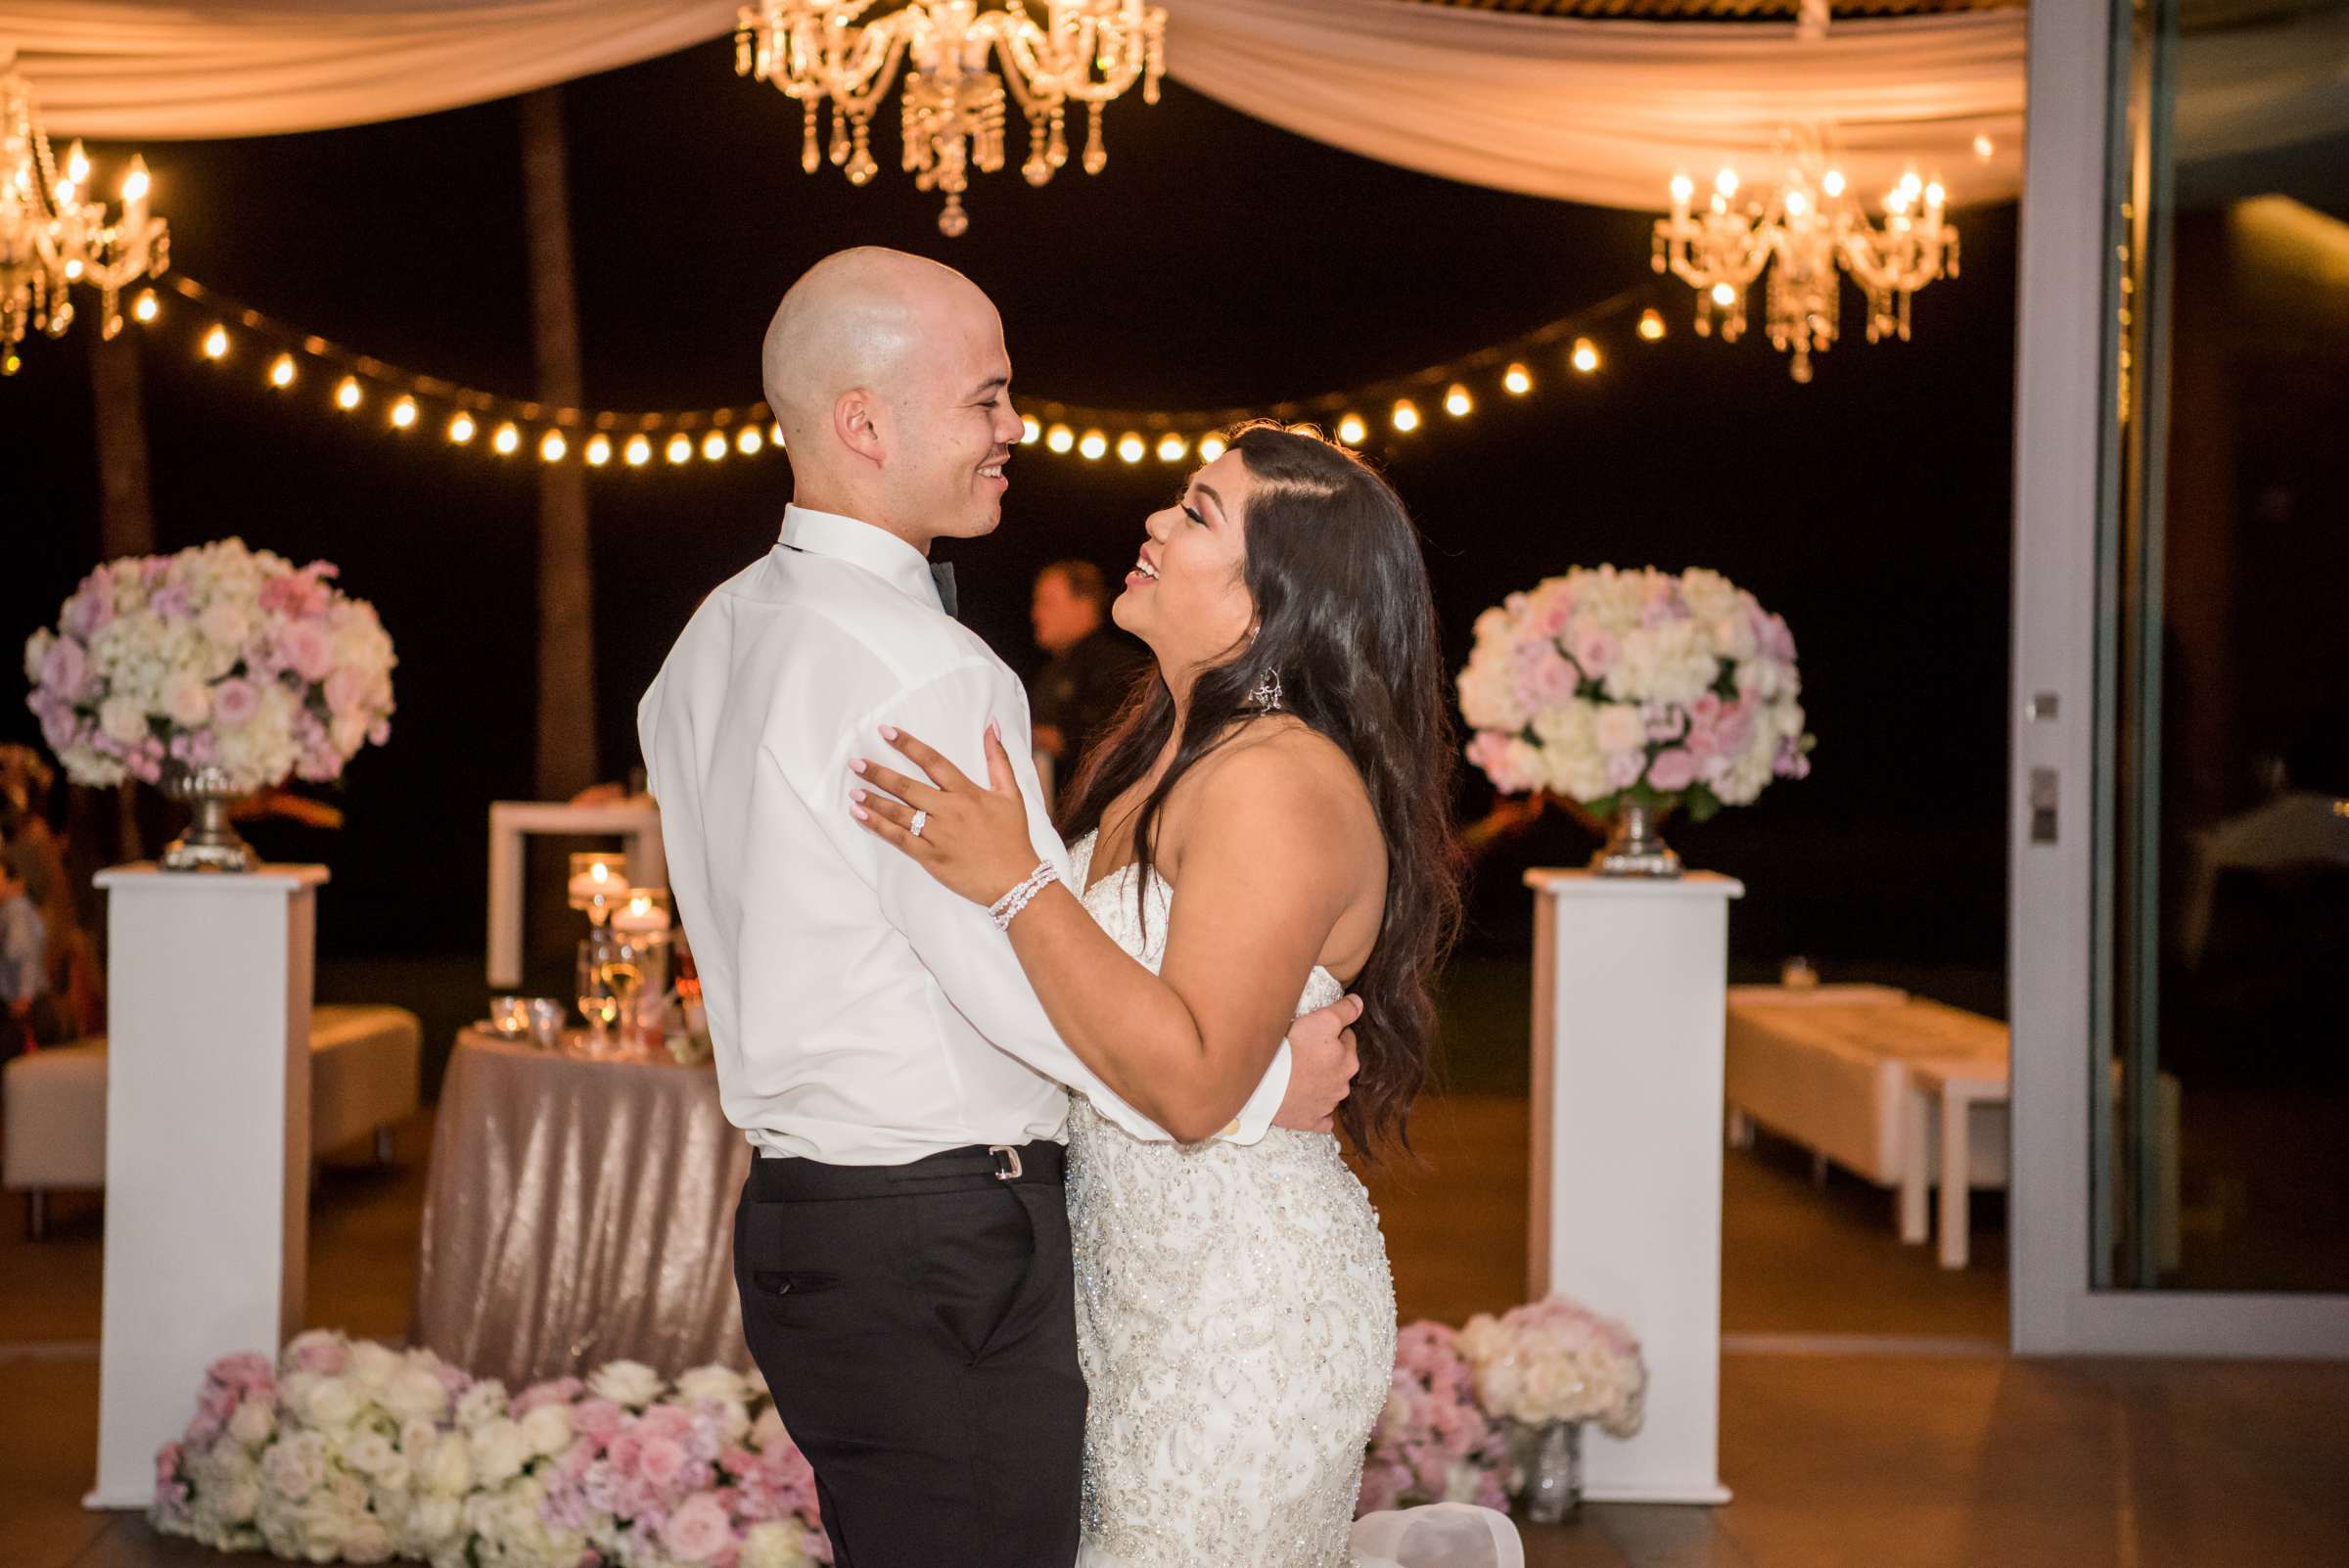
[1590,798,1681,879]
[161,764,255,873]
[1518,1418,1585,1524]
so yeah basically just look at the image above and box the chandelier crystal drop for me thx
[736,0,1167,236]
[1,69,168,375]
[1651,131,1957,383]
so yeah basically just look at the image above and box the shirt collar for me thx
[779,504,944,612]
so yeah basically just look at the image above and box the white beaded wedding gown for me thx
[1065,833,1521,1568]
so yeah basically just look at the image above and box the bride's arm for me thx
[852,725,1364,1142]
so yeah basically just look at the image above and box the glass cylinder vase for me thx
[1522,1418,1584,1524]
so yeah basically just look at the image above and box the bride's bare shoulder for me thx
[1175,717,1377,851]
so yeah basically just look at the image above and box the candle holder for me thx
[611,889,674,1047]
[568,852,629,927]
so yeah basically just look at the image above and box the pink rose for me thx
[277,620,335,683]
[1567,624,1617,678]
[574,1398,625,1447]
[513,1376,584,1416]
[660,1493,736,1563]
[1604,750,1643,791]
[1647,749,1699,792]
[325,667,371,716]
[211,679,260,727]
[39,636,91,702]
[639,1435,689,1489]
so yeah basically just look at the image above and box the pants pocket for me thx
[915,1185,1038,1363]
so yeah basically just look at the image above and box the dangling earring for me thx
[1247,667,1284,714]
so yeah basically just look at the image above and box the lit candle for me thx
[567,857,624,899]
[612,889,673,935]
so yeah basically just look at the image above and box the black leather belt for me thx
[747,1139,1065,1201]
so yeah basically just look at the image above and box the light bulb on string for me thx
[702,431,727,461]
[391,395,418,431]
[1637,309,1667,342]
[267,353,297,389]
[202,324,230,360]
[1117,433,1146,464]
[1502,363,1532,396]
[586,435,613,467]
[624,435,652,467]
[1444,384,1473,418]
[1570,339,1600,374]
[1021,416,1041,444]
[1392,399,1422,433]
[770,421,785,448]
[666,434,693,465]
[1046,424,1075,454]
[492,422,522,455]
[1336,413,1367,446]
[737,425,764,455]
[1156,433,1187,463]
[132,290,159,324]
[1197,433,1227,463]
[1079,430,1108,461]
[335,376,363,411]
[540,430,568,463]
[448,412,478,444]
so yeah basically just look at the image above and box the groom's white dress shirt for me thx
[639,505,1293,1164]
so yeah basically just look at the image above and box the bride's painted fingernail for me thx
[851,788,867,804]
[851,804,870,821]
[879,724,899,741]
[850,760,867,774]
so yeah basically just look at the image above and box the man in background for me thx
[1028,560,1147,784]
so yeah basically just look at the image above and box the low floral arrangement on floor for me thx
[23,538,395,792]
[1456,565,1813,822]
[154,1332,827,1568]
[1456,1296,1647,1438]
[157,1300,1641,1563]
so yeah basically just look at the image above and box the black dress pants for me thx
[733,1141,1086,1568]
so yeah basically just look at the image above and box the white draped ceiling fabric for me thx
[0,0,2029,211]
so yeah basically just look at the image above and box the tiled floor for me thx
[7,1101,2345,1568]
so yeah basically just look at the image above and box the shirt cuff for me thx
[1219,1039,1294,1144]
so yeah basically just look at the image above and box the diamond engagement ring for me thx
[909,809,930,839]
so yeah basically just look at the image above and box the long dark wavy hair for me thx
[1058,421,1462,1156]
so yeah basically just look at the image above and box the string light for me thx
[202,324,230,360]
[666,434,692,465]
[1045,424,1075,453]
[1156,433,1187,463]
[735,425,763,455]
[1079,429,1108,461]
[1444,383,1472,417]
[701,431,727,461]
[492,422,521,456]
[1021,416,1041,444]
[390,395,418,431]
[1502,363,1532,395]
[1571,338,1600,374]
[1637,309,1667,342]
[448,412,478,444]
[1337,413,1367,445]
[537,429,566,462]
[1197,433,1227,463]
[586,434,613,467]
[770,421,785,447]
[334,376,362,411]
[267,353,297,389]
[624,435,652,467]
[1390,399,1420,434]
[1117,432,1146,463]
[132,290,160,324]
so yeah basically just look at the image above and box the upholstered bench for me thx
[3,1003,422,1239]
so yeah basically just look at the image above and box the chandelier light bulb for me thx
[1045,423,1076,454]
[1501,363,1533,396]
[1197,433,1228,463]
[1079,429,1108,461]
[391,395,419,431]
[702,431,728,461]
[335,376,362,411]
[448,412,478,444]
[64,141,90,188]
[493,422,522,455]
[1390,399,1420,434]
[1336,413,1367,446]
[1637,309,1667,342]
[1156,433,1187,463]
[132,290,160,324]
[586,435,614,467]
[202,324,230,360]
[541,430,569,463]
[1972,134,1996,160]
[1784,189,1808,218]
[1715,168,1738,199]
[1117,432,1146,463]
[1444,383,1472,417]
[1670,173,1693,206]
[63,257,84,282]
[1571,339,1600,374]
[267,353,297,388]
[1710,282,1737,307]
[625,435,653,467]
[1021,416,1041,444]
[121,161,151,204]
[1822,169,1847,198]
[1925,181,1947,208]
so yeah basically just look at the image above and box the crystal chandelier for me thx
[1651,132,1957,383]
[1,69,168,376]
[736,0,1167,236]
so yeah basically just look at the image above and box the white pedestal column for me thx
[85,863,328,1509]
[1524,868,1742,1505]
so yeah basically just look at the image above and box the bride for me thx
[848,421,1521,1568]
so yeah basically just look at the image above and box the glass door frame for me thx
[2007,0,2349,1356]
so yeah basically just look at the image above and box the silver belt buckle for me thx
[989,1144,1024,1180]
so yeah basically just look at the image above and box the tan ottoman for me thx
[2,1003,422,1238]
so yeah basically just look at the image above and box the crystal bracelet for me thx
[990,860,1060,932]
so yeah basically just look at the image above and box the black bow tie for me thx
[930,561,959,620]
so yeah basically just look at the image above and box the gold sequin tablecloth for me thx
[414,1030,754,1386]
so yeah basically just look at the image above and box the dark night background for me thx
[0,37,2016,1024]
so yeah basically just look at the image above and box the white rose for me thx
[98,695,149,746]
[215,1478,261,1524]
[407,1493,463,1549]
[421,1432,472,1497]
[227,1399,275,1448]
[1592,704,1645,756]
[298,1376,361,1431]
[674,1363,751,1407]
[345,1339,399,1393]
[1773,700,1807,739]
[585,1360,665,1408]
[471,1418,529,1487]
[343,1516,396,1565]
[383,1365,449,1425]
[740,1521,812,1568]
[519,1401,573,1458]
[199,602,251,652]
[454,1379,509,1431]
[342,1429,396,1478]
